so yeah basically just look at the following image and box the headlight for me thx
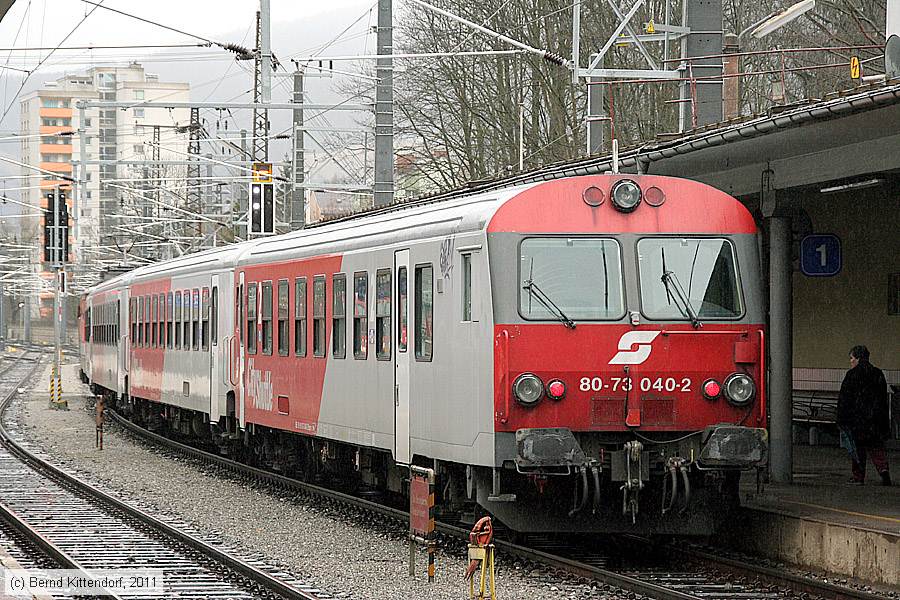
[513,373,544,406]
[610,179,642,212]
[723,373,755,406]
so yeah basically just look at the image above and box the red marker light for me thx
[582,186,604,207]
[702,379,721,400]
[547,380,566,400]
[645,186,666,207]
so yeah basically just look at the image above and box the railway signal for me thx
[42,188,69,264]
[250,162,275,235]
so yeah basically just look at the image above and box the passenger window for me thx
[397,267,408,353]
[175,292,182,348]
[247,284,258,355]
[415,265,433,361]
[184,291,192,350]
[277,279,289,356]
[461,253,473,322]
[138,296,144,346]
[130,299,136,342]
[151,294,158,347]
[192,289,200,351]
[211,287,218,346]
[158,293,165,348]
[261,281,273,355]
[295,278,307,357]
[332,274,346,359]
[376,269,391,360]
[201,288,210,351]
[353,272,368,360]
[313,276,326,357]
[166,292,174,349]
[144,295,151,347]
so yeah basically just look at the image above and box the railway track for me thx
[0,351,332,600]
[103,407,893,600]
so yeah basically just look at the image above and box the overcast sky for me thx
[0,0,379,208]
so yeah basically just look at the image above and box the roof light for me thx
[610,179,641,212]
[582,186,605,207]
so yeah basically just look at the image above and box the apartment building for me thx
[19,63,190,315]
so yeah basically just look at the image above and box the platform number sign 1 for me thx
[800,234,841,277]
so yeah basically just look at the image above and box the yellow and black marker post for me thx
[48,366,67,410]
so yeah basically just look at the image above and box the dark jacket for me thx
[837,360,890,445]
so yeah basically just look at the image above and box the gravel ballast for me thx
[12,360,619,599]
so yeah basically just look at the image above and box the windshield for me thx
[519,238,624,320]
[638,238,742,320]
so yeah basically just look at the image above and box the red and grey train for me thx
[79,174,767,535]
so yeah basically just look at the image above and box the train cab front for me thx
[484,174,768,535]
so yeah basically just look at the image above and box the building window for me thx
[415,265,433,361]
[134,90,145,100]
[277,279,289,356]
[295,278,307,357]
[353,272,368,360]
[133,144,144,155]
[461,253,473,321]
[398,267,408,353]
[332,274,346,359]
[313,276,325,357]
[201,288,210,351]
[375,269,391,360]
[174,292,182,348]
[133,108,145,119]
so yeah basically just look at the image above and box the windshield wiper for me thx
[660,248,702,328]
[523,279,576,329]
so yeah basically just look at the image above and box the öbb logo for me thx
[608,331,660,365]
[247,359,273,411]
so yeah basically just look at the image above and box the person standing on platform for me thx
[837,345,892,486]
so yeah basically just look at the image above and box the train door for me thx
[236,271,245,427]
[209,275,220,423]
[394,249,411,464]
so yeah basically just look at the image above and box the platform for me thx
[735,442,899,587]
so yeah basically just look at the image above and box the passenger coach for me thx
[80,174,767,534]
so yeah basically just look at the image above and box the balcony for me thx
[39,143,72,154]
[40,161,73,173]
[39,179,73,191]
[39,125,74,136]
[39,107,72,119]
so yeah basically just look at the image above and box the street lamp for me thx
[723,0,817,119]
[746,0,816,40]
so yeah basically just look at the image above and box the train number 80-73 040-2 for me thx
[578,376,693,393]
